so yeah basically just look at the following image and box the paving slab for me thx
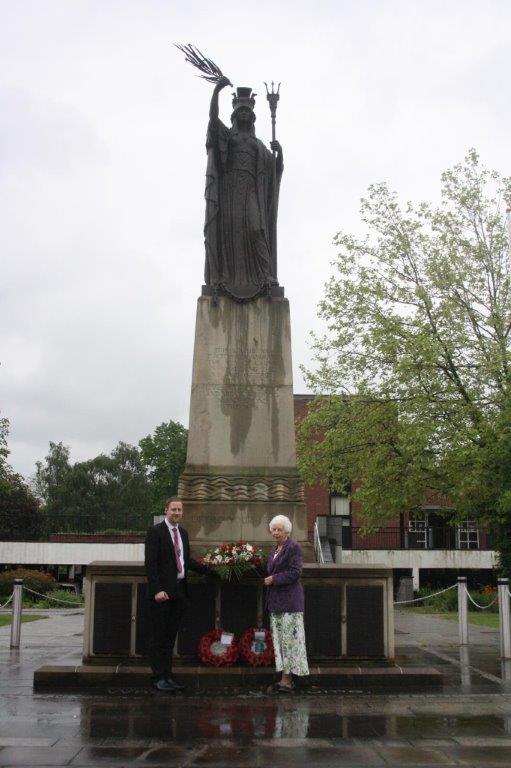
[2,609,511,766]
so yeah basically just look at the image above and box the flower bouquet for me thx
[197,541,265,581]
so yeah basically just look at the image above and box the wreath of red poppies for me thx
[197,629,240,667]
[239,628,274,667]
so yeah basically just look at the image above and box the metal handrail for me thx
[313,520,325,564]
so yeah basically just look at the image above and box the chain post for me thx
[498,578,511,659]
[458,576,469,646]
[10,579,23,649]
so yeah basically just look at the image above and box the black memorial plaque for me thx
[220,582,259,636]
[93,582,132,655]
[304,584,342,658]
[177,581,216,656]
[346,584,384,657]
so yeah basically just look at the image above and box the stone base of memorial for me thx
[33,561,442,690]
[179,295,312,558]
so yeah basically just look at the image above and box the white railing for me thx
[314,520,325,564]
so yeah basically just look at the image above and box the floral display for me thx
[239,628,274,667]
[197,541,265,581]
[197,629,239,667]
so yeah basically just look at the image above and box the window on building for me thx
[329,494,351,547]
[457,520,479,550]
[330,495,350,516]
[408,515,428,549]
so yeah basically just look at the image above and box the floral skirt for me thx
[270,612,309,677]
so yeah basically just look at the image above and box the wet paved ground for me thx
[2,609,511,766]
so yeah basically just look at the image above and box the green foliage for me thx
[0,416,10,491]
[0,472,45,541]
[415,586,498,613]
[32,421,188,533]
[416,586,459,612]
[0,568,57,599]
[34,441,71,505]
[139,421,188,515]
[298,151,511,560]
[34,441,152,532]
[0,615,48,627]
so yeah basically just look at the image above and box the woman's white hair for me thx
[269,514,292,534]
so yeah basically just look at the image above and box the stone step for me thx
[33,663,442,691]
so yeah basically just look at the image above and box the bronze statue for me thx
[175,45,283,301]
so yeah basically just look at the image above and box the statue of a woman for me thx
[204,77,283,301]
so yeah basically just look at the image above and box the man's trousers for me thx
[148,585,187,681]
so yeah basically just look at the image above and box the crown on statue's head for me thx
[232,87,256,112]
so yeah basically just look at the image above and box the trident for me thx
[265,81,281,280]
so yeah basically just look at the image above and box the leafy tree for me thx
[33,441,71,508]
[0,472,45,541]
[298,151,511,570]
[139,421,188,515]
[34,441,151,532]
[0,416,10,492]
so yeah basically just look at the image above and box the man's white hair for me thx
[269,514,292,534]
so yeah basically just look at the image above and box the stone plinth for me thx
[179,296,308,552]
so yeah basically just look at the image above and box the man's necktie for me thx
[172,527,183,573]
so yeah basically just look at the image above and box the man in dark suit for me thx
[145,496,207,691]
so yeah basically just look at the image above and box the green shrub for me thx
[415,585,499,613]
[0,568,57,599]
[417,586,459,612]
[466,588,499,613]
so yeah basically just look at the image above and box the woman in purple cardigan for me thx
[264,514,309,691]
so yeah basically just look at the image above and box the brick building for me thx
[294,395,496,590]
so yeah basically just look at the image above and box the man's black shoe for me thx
[152,679,177,692]
[166,677,185,691]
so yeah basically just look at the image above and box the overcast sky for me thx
[2,0,511,479]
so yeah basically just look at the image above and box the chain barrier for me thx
[0,593,14,609]
[466,588,499,610]
[394,583,457,605]
[23,587,83,606]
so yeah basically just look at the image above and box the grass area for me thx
[1,589,84,611]
[401,607,499,628]
[442,611,500,629]
[21,589,85,609]
[0,614,48,627]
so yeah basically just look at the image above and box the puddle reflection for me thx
[78,698,511,742]
[459,646,471,689]
[79,701,400,741]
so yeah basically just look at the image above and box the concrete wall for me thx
[336,547,497,589]
[0,541,145,565]
[336,548,497,570]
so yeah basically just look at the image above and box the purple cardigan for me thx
[266,539,304,614]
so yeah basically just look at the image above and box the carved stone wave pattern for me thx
[178,475,304,502]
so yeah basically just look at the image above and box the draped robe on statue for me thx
[204,118,282,301]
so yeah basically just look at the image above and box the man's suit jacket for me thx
[144,521,205,600]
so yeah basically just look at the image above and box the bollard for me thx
[10,579,23,649]
[498,578,511,659]
[458,576,469,646]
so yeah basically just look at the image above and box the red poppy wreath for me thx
[197,629,239,667]
[239,628,274,667]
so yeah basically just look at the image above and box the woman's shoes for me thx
[275,682,294,693]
